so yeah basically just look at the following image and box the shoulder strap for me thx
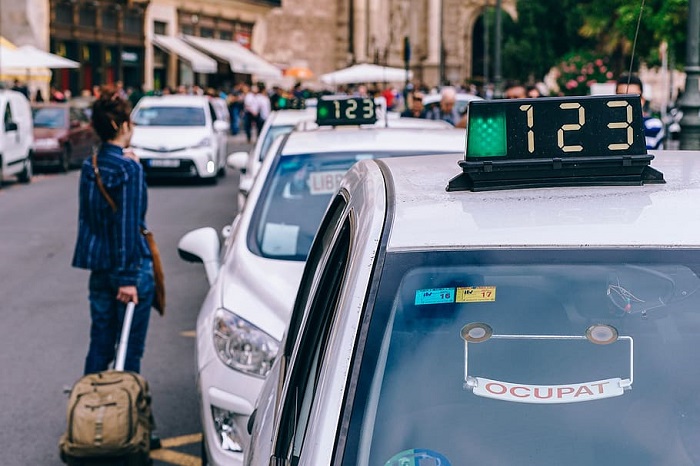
[92,148,118,213]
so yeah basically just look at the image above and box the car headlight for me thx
[192,137,212,149]
[35,138,60,149]
[213,308,279,378]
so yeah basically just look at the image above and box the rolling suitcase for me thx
[59,302,153,466]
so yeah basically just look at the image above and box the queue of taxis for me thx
[245,95,700,466]
[177,96,464,465]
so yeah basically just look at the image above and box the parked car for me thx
[31,103,99,171]
[0,90,34,185]
[130,95,229,182]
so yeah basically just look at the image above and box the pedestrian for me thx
[35,88,45,103]
[11,79,29,98]
[615,74,665,150]
[526,85,543,98]
[243,84,260,143]
[400,92,427,118]
[503,82,527,99]
[427,86,461,126]
[72,86,156,376]
[255,85,271,133]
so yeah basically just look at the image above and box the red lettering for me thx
[312,175,322,191]
[534,387,553,399]
[557,387,575,398]
[510,386,530,398]
[574,385,594,397]
[590,382,609,394]
[485,383,507,395]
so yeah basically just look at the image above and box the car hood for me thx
[34,127,66,139]
[220,247,306,341]
[131,126,210,150]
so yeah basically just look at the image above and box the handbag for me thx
[91,151,165,316]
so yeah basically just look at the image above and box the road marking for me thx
[180,330,196,338]
[150,448,201,465]
[150,433,202,465]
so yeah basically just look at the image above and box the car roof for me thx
[280,127,465,156]
[422,93,483,104]
[135,95,210,107]
[377,151,700,250]
[269,108,316,126]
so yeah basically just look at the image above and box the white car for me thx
[423,92,483,116]
[0,90,34,185]
[130,95,229,182]
[228,108,316,208]
[178,114,465,465]
[245,95,700,466]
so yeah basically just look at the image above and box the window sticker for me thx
[307,170,346,195]
[414,288,456,305]
[461,323,634,404]
[456,286,496,303]
[384,448,451,466]
[261,223,299,256]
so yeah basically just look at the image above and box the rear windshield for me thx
[133,106,206,127]
[345,249,700,466]
[32,107,66,128]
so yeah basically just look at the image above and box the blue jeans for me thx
[84,259,155,375]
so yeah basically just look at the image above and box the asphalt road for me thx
[0,137,250,466]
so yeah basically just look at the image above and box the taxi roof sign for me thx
[317,96,377,126]
[275,97,305,111]
[448,95,664,192]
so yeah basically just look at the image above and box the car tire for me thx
[202,174,218,186]
[217,165,226,178]
[60,145,71,173]
[17,154,33,184]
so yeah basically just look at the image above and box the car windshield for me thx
[133,106,206,126]
[345,249,700,466]
[249,151,447,261]
[32,107,66,128]
[259,125,295,161]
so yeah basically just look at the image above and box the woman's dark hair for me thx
[91,86,132,142]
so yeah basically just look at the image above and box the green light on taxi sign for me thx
[318,105,329,118]
[467,110,507,158]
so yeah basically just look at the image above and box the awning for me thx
[320,63,412,85]
[182,35,281,78]
[152,34,217,74]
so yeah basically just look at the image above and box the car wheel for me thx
[217,164,226,178]
[59,145,71,172]
[17,154,33,184]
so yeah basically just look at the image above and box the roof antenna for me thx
[624,0,647,93]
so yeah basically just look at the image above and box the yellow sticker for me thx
[456,286,496,303]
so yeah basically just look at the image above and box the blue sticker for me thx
[384,448,451,466]
[414,288,455,305]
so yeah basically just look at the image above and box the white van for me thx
[0,90,34,185]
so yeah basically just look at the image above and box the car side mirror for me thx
[5,121,18,132]
[227,151,249,172]
[213,120,229,133]
[177,227,221,285]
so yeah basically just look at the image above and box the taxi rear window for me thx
[248,151,446,261]
[346,249,700,466]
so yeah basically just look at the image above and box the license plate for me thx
[149,159,180,168]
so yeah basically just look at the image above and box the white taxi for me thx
[245,95,700,466]
[177,97,464,466]
[130,95,229,182]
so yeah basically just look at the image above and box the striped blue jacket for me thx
[72,143,150,287]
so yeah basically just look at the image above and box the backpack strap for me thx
[92,148,118,213]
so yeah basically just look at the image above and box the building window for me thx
[102,9,117,30]
[79,5,96,27]
[200,27,214,38]
[219,31,233,41]
[154,21,167,35]
[181,25,194,36]
[55,3,73,24]
[124,10,143,35]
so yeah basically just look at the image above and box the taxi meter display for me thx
[466,95,647,159]
[317,97,377,126]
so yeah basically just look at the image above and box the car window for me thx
[247,150,450,262]
[343,249,700,466]
[133,106,206,126]
[33,107,66,129]
[258,125,295,162]
[273,216,352,464]
[4,103,13,127]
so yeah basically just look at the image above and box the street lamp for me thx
[680,0,700,149]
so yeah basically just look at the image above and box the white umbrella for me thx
[320,63,412,85]
[0,45,79,70]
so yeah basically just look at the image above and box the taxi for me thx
[177,96,464,466]
[245,95,700,466]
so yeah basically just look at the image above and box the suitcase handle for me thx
[114,302,135,372]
